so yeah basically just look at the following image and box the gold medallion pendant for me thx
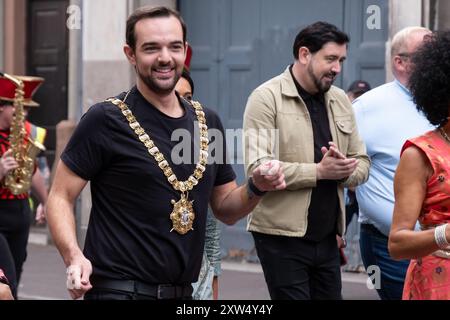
[170,193,195,235]
[108,95,208,236]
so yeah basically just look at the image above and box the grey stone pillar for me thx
[68,0,83,122]
[386,0,423,82]
[437,0,450,29]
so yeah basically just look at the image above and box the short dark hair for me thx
[347,80,371,94]
[409,31,450,127]
[126,6,187,50]
[181,69,194,95]
[292,21,349,59]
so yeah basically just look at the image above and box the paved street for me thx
[18,243,379,300]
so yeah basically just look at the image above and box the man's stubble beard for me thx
[137,66,181,95]
[307,63,335,94]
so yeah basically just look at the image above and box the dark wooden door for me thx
[27,0,69,168]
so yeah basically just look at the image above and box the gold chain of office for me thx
[106,96,209,235]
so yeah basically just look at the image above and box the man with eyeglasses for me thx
[353,27,432,300]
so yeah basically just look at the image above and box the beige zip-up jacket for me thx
[243,67,370,237]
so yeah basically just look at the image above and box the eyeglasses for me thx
[397,52,411,60]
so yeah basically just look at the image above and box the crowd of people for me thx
[1,5,450,300]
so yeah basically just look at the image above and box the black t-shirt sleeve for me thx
[205,109,236,186]
[214,164,236,186]
[61,104,112,180]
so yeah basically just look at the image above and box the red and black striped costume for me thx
[0,121,36,199]
[0,121,37,298]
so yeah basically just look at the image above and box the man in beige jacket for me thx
[243,21,370,300]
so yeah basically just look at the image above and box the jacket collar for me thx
[281,66,300,98]
[280,66,336,103]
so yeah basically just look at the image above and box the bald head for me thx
[391,27,430,57]
[391,27,431,86]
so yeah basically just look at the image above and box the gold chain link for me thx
[106,97,209,192]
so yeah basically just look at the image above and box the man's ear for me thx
[123,45,136,66]
[298,47,310,65]
[392,56,406,73]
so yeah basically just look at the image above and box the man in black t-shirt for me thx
[46,6,286,300]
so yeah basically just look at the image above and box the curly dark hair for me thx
[409,31,450,127]
[181,69,194,95]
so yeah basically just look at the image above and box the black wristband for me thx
[248,177,267,197]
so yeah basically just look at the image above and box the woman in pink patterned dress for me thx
[388,30,450,300]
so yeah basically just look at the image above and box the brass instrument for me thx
[0,72,45,195]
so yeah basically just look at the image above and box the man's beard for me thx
[137,66,181,95]
[307,64,336,94]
